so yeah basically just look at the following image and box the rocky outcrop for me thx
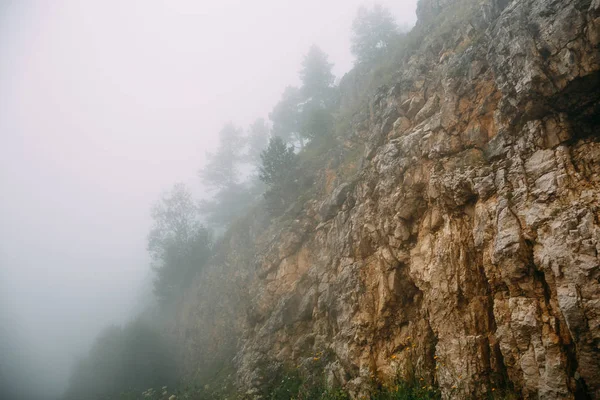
[178,0,600,398]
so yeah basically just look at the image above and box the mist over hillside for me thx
[2,0,600,399]
[0,2,416,399]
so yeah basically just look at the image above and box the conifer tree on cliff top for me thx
[270,45,336,147]
[259,136,298,213]
[300,44,335,108]
[351,4,398,64]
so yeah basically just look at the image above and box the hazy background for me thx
[0,1,417,398]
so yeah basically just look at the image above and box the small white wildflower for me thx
[169,395,177,400]
[162,386,168,390]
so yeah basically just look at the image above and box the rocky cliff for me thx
[176,0,600,398]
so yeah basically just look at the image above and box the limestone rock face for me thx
[177,0,600,398]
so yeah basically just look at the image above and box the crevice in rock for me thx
[552,71,600,140]
[532,265,552,306]
[561,315,591,400]
[491,339,512,392]
[423,317,439,384]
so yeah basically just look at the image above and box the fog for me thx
[0,1,417,399]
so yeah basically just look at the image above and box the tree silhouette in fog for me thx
[351,4,398,63]
[148,183,213,304]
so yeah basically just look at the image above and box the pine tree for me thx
[147,183,212,304]
[299,45,335,107]
[270,86,303,146]
[351,4,398,64]
[259,136,298,214]
[299,100,333,141]
[199,123,243,190]
[259,136,296,186]
[198,123,255,228]
[246,118,270,169]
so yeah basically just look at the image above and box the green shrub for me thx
[371,380,440,400]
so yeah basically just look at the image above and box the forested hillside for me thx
[62,0,600,399]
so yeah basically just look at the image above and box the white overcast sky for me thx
[0,1,418,397]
